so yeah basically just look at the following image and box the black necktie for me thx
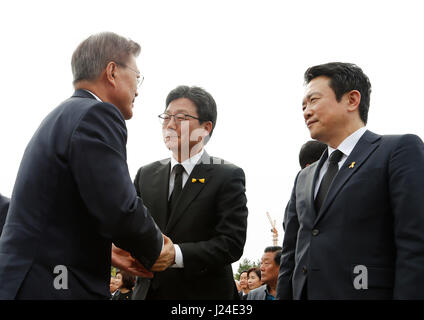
[314,149,344,212]
[168,164,185,223]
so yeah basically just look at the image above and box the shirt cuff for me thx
[171,244,184,268]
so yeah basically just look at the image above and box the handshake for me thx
[111,234,175,278]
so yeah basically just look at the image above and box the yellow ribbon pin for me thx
[349,162,356,168]
[192,178,205,183]
[192,178,197,183]
[199,179,205,184]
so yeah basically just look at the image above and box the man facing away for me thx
[131,85,248,300]
[277,62,424,299]
[0,32,174,299]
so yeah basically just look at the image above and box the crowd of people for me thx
[0,31,423,300]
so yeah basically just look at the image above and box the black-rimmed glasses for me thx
[158,113,204,124]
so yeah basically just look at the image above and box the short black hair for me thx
[264,246,282,265]
[299,140,327,169]
[304,62,371,124]
[165,86,217,143]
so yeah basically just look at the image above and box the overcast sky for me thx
[1,0,423,272]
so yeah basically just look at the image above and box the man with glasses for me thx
[0,32,175,299]
[130,85,248,300]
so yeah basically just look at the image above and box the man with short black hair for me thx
[277,62,424,300]
[299,140,327,169]
[247,246,281,300]
[131,85,248,300]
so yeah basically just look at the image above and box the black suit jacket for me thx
[0,194,9,236]
[133,152,248,299]
[0,90,162,299]
[277,130,424,299]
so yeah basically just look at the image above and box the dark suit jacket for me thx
[132,152,248,299]
[277,130,424,300]
[0,90,163,299]
[0,194,10,236]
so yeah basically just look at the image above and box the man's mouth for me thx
[306,119,318,128]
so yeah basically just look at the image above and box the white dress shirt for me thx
[83,89,102,102]
[168,148,205,268]
[314,127,367,198]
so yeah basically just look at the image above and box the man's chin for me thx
[165,142,178,152]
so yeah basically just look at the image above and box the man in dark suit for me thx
[132,85,248,300]
[0,193,9,236]
[277,62,424,300]
[0,32,175,299]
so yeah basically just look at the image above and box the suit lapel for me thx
[314,130,381,226]
[165,152,213,234]
[151,160,171,231]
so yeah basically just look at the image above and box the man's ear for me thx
[105,61,118,87]
[202,121,213,136]
[346,90,361,112]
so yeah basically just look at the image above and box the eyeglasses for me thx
[158,113,204,125]
[116,62,144,88]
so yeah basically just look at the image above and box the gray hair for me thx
[71,31,141,84]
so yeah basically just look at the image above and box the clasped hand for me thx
[111,234,175,277]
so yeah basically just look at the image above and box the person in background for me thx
[247,267,262,291]
[112,271,135,300]
[247,247,282,300]
[109,276,120,298]
[238,270,249,299]
[299,140,327,169]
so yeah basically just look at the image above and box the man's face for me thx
[162,97,209,159]
[109,277,119,293]
[112,55,140,120]
[302,76,349,145]
[239,272,248,290]
[260,252,279,286]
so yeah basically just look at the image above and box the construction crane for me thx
[266,212,278,246]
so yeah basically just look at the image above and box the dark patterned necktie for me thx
[314,149,344,212]
[167,164,185,223]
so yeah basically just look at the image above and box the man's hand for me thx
[111,244,154,278]
[151,234,175,272]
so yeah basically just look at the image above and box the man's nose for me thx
[304,106,312,120]
[166,116,177,129]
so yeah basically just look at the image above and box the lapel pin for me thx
[199,178,205,184]
[192,178,197,183]
[349,162,356,169]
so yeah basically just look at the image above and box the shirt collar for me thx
[170,149,205,176]
[83,89,102,102]
[328,126,367,158]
